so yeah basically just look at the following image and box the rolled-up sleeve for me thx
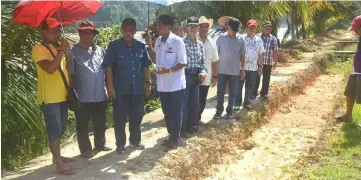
[273,37,279,51]
[258,39,265,54]
[177,40,187,65]
[239,38,246,57]
[211,40,219,62]
[199,43,207,75]
[103,42,115,68]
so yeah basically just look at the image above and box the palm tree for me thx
[160,1,291,29]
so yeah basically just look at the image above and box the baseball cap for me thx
[247,19,257,27]
[348,15,361,31]
[263,21,272,27]
[78,21,99,34]
[186,16,199,26]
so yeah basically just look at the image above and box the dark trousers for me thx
[159,89,185,144]
[182,75,200,132]
[198,85,210,122]
[235,70,258,106]
[75,101,107,154]
[253,65,272,97]
[113,95,144,148]
[216,74,239,115]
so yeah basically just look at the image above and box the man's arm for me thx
[103,42,116,99]
[37,51,64,74]
[147,47,156,64]
[199,44,207,76]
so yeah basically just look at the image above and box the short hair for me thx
[157,14,174,26]
[122,18,136,28]
[41,20,49,30]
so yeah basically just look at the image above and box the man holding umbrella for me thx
[32,18,76,175]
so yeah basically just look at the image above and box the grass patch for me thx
[307,105,361,180]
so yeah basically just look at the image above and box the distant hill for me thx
[89,1,161,30]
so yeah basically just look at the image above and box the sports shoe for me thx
[213,113,221,119]
[129,142,145,150]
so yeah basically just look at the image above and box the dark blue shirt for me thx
[103,38,152,95]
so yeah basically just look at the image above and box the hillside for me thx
[89,1,160,30]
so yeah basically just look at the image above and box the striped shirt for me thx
[183,36,207,75]
[257,33,278,65]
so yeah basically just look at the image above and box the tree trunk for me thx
[301,20,306,39]
[290,2,297,41]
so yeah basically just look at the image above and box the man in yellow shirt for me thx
[31,18,76,175]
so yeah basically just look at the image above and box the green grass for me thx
[306,54,361,179]
[307,105,361,180]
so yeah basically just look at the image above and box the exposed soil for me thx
[203,74,343,180]
[1,36,347,180]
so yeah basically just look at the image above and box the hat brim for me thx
[186,23,199,26]
[199,19,213,27]
[78,28,99,34]
[218,16,230,28]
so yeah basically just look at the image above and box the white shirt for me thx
[241,34,264,71]
[155,32,187,92]
[198,35,219,86]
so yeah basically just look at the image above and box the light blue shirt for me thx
[71,43,107,103]
[154,33,187,92]
[216,32,246,76]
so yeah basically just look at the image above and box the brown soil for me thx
[203,74,343,180]
[2,36,343,180]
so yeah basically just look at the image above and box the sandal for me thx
[335,114,351,122]
[57,168,77,176]
[53,156,75,164]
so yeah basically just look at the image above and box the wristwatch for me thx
[145,80,152,84]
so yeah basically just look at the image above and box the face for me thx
[156,20,170,36]
[199,23,209,37]
[121,25,136,42]
[42,27,61,43]
[262,26,272,35]
[355,26,361,36]
[79,30,96,43]
[186,24,199,37]
[172,24,184,37]
[227,23,237,34]
[247,25,257,36]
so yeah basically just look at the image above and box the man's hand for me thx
[145,83,151,97]
[59,39,70,52]
[240,70,246,80]
[211,77,217,87]
[107,86,116,100]
[258,68,262,76]
[156,66,171,74]
[272,62,277,70]
[199,74,205,83]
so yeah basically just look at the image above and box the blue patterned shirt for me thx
[183,36,207,75]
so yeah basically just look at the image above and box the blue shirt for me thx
[103,38,152,95]
[71,43,107,103]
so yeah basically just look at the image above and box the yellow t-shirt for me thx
[32,44,69,104]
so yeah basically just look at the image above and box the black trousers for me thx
[198,85,209,123]
[75,101,107,154]
[253,65,273,97]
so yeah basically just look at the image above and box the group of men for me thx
[32,15,278,175]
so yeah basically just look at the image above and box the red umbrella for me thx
[12,0,103,29]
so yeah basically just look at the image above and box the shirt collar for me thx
[75,42,96,51]
[161,32,175,44]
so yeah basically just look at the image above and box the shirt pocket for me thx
[116,55,126,67]
[164,52,176,68]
